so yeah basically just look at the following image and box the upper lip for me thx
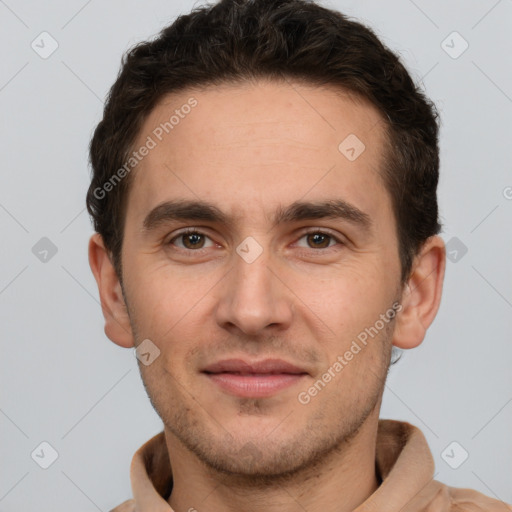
[202,358,308,375]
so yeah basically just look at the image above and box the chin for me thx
[202,443,310,480]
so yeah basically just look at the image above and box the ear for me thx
[88,233,135,348]
[392,235,446,349]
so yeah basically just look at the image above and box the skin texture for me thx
[89,79,446,512]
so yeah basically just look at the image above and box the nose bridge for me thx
[215,237,292,334]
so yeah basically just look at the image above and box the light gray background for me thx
[1,0,511,510]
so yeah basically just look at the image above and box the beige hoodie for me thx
[110,419,512,512]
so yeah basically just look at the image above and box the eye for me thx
[166,228,344,255]
[295,230,343,251]
[168,229,216,251]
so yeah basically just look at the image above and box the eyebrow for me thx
[142,198,373,233]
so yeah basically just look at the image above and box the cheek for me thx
[127,264,202,328]
[297,259,389,323]
[296,271,397,377]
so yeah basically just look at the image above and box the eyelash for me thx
[166,227,344,256]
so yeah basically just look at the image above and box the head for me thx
[88,0,445,480]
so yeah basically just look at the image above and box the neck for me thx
[165,410,381,512]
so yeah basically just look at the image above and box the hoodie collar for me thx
[129,419,435,512]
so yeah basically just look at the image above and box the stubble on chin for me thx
[136,302,397,488]
[154,357,387,489]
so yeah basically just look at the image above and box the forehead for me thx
[126,79,392,232]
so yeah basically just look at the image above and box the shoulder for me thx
[402,479,512,511]
[447,484,512,511]
[109,498,136,512]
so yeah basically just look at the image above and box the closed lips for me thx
[202,358,308,375]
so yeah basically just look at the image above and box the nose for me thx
[214,244,294,336]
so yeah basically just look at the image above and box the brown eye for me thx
[168,230,214,251]
[306,232,332,249]
[295,230,341,251]
[181,232,205,249]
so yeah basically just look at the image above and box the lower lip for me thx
[205,373,306,398]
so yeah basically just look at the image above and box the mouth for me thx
[201,358,309,398]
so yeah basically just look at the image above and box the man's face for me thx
[120,79,403,476]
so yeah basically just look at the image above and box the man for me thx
[86,0,512,510]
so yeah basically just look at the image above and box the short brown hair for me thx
[86,0,442,286]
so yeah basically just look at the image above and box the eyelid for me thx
[297,227,344,241]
